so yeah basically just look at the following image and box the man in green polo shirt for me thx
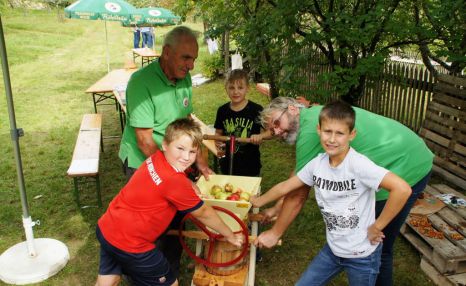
[255,97,433,286]
[119,26,212,180]
[118,26,212,279]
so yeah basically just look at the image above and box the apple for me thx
[233,187,243,194]
[239,192,251,202]
[224,183,234,193]
[227,193,240,201]
[210,185,223,196]
[216,192,229,200]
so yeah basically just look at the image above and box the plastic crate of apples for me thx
[196,174,262,222]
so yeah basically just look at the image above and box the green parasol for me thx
[125,7,181,27]
[64,0,137,71]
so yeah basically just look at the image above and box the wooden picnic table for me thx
[132,48,160,67]
[85,68,137,114]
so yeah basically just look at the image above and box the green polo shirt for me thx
[295,106,433,201]
[119,61,193,169]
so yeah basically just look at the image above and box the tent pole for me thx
[0,16,36,257]
[105,20,110,72]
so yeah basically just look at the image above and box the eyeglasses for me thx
[271,109,287,128]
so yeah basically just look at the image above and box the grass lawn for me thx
[0,9,434,286]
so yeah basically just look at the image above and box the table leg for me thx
[92,93,98,113]
[117,104,124,133]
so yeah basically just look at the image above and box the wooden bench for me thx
[400,74,466,285]
[67,114,103,208]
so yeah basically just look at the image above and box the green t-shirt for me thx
[119,61,193,169]
[295,106,433,201]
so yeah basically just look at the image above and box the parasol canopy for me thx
[125,7,181,27]
[64,0,138,71]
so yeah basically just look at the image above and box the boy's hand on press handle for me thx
[367,223,385,245]
[225,233,244,248]
[249,196,261,208]
[249,134,262,145]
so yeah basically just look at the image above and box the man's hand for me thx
[367,223,385,245]
[225,233,244,248]
[198,165,214,180]
[254,229,281,248]
[259,207,279,224]
[196,152,214,180]
[249,134,263,145]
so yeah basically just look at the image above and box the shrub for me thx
[203,54,223,79]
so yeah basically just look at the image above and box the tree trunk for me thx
[224,30,230,73]
[341,75,366,106]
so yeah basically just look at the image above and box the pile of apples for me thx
[209,183,251,202]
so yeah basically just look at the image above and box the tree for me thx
[128,0,177,8]
[414,0,466,76]
[174,0,464,104]
[41,0,72,20]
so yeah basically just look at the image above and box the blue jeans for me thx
[142,32,153,48]
[133,30,140,48]
[296,243,382,286]
[375,171,431,286]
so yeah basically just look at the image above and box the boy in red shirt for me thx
[96,118,243,286]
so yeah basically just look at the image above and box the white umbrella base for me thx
[0,238,69,285]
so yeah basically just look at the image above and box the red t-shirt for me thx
[98,151,203,253]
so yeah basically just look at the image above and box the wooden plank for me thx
[85,69,137,94]
[428,101,465,119]
[434,82,466,99]
[423,110,465,130]
[80,114,102,131]
[423,129,453,148]
[405,219,466,259]
[420,258,454,286]
[447,272,466,285]
[436,207,466,237]
[132,48,160,57]
[429,214,466,251]
[438,74,466,89]
[433,157,466,180]
[432,165,466,191]
[402,220,466,274]
[423,120,455,139]
[434,91,466,108]
[424,109,465,134]
[67,159,99,177]
[433,184,466,200]
[193,263,248,286]
[71,131,101,161]
[423,130,466,157]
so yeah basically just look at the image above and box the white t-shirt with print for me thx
[297,148,388,258]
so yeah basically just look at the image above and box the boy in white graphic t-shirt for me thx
[251,101,411,286]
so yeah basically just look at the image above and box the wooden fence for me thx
[294,47,448,133]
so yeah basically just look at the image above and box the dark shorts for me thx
[96,226,176,286]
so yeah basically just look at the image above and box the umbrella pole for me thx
[105,20,110,72]
[0,15,35,256]
[0,15,69,285]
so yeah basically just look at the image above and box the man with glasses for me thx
[256,97,433,286]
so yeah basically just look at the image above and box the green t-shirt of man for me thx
[295,106,433,201]
[119,61,193,169]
